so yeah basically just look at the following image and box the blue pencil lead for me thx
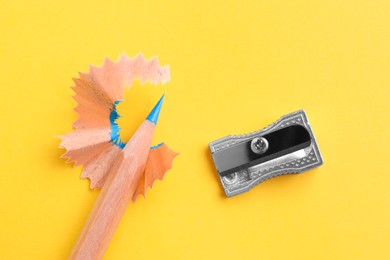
[146,94,165,125]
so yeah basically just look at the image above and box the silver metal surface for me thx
[209,110,323,197]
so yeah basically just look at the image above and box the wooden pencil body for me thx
[69,121,155,260]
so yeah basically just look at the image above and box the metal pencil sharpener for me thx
[209,110,323,197]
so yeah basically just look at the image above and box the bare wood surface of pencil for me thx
[69,121,155,259]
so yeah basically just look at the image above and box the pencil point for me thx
[146,94,165,124]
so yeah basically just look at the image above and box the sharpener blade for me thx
[209,110,323,197]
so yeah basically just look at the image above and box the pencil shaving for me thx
[59,53,177,195]
[133,143,179,201]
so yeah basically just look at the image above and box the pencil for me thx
[69,95,165,259]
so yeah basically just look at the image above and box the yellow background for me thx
[1,0,389,259]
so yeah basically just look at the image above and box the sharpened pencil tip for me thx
[146,94,165,124]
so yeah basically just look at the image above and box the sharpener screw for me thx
[250,137,269,154]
